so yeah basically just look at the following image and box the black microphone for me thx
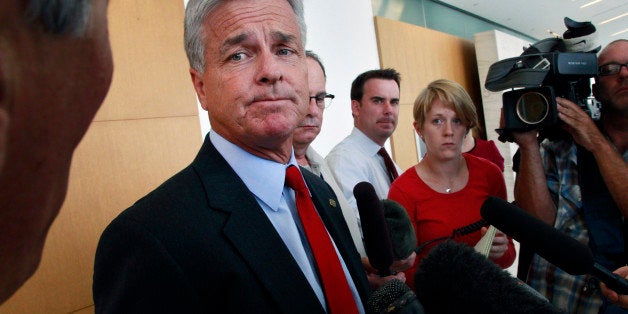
[366,279,425,314]
[415,241,562,314]
[480,196,628,294]
[354,181,393,276]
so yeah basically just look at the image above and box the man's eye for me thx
[277,48,292,56]
[230,52,245,61]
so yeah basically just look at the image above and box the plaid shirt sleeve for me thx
[526,138,604,313]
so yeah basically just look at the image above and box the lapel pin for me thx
[329,199,337,207]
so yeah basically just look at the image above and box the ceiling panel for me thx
[439,0,627,49]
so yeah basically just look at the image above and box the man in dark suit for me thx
[92,0,370,313]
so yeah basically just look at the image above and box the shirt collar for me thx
[210,131,298,211]
[352,127,383,156]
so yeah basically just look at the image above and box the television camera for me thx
[485,18,602,142]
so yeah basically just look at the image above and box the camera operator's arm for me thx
[556,97,628,218]
[512,130,557,225]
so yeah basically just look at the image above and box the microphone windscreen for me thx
[382,199,417,260]
[480,196,593,275]
[354,182,393,276]
[562,17,601,53]
[415,241,562,314]
[366,279,424,314]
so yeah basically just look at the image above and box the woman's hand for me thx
[481,227,508,260]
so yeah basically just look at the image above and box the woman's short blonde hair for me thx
[413,79,478,132]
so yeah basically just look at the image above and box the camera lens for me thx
[516,92,549,125]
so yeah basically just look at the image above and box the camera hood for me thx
[485,37,563,92]
[485,17,600,93]
[485,51,597,92]
[484,55,550,92]
[484,52,597,92]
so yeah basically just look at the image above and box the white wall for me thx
[191,0,382,157]
[302,0,382,156]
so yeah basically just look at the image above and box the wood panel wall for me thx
[373,17,483,171]
[0,1,201,313]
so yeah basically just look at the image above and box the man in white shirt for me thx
[326,69,403,220]
[293,51,366,257]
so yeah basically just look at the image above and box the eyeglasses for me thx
[598,63,628,76]
[309,93,335,109]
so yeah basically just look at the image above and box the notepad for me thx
[474,225,497,257]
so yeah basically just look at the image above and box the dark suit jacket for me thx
[93,137,370,313]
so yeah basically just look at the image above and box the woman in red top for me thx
[462,126,505,172]
[388,79,515,290]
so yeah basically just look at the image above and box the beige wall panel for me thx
[395,103,418,172]
[0,117,201,313]
[71,305,94,314]
[374,17,483,169]
[95,0,198,122]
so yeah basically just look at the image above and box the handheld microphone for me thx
[480,196,628,294]
[366,279,425,314]
[415,241,562,314]
[354,181,394,276]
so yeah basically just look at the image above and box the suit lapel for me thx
[191,138,323,313]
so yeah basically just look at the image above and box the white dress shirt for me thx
[325,127,402,226]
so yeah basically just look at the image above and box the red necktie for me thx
[285,165,358,314]
[378,147,399,183]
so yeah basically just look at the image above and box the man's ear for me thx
[190,68,209,110]
[351,99,360,118]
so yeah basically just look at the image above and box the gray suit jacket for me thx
[93,136,370,313]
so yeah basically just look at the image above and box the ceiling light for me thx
[599,13,627,25]
[546,30,561,37]
[611,28,627,36]
[580,0,602,8]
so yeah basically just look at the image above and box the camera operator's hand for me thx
[601,266,628,309]
[557,97,628,218]
[511,130,538,149]
[498,108,538,148]
[556,97,605,151]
